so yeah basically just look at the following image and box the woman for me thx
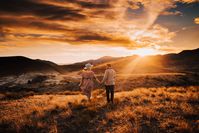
[79,63,100,101]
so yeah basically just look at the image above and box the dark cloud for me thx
[29,21,68,31]
[89,9,117,20]
[0,0,121,46]
[1,28,135,48]
[0,28,6,42]
[0,0,86,21]
[77,34,111,41]
[0,16,71,32]
[64,0,112,9]
[68,32,135,48]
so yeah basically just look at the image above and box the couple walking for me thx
[79,63,116,103]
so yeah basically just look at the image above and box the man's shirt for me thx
[102,68,116,86]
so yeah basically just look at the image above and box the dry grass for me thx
[0,86,198,133]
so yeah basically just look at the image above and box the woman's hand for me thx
[79,83,82,87]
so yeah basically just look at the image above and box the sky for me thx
[0,0,199,64]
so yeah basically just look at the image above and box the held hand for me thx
[99,81,103,84]
[96,79,100,84]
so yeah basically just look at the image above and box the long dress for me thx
[80,70,95,98]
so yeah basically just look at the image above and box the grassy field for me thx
[0,73,199,133]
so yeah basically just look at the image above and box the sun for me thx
[131,48,162,57]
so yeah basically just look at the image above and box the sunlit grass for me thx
[0,86,198,132]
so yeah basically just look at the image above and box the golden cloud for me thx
[0,0,198,50]
[161,10,182,16]
[179,0,199,3]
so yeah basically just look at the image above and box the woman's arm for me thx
[94,74,100,83]
[79,77,83,87]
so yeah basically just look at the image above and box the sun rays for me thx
[131,48,163,57]
[119,56,143,90]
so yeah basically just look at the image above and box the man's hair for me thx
[107,64,111,67]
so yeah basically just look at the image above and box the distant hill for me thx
[61,56,121,72]
[0,48,199,76]
[0,56,64,76]
[92,48,199,74]
[162,48,199,72]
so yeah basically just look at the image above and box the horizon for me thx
[0,0,199,64]
[1,47,198,65]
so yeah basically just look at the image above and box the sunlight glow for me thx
[131,48,162,57]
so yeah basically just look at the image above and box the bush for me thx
[29,75,48,84]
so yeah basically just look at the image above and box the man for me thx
[101,64,116,104]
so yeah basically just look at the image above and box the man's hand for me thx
[100,81,103,84]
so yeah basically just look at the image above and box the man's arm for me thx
[101,70,108,83]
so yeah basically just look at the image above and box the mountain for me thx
[61,56,121,72]
[0,56,120,77]
[92,48,199,73]
[0,56,64,77]
[0,48,199,76]
[161,48,199,71]
[178,48,199,57]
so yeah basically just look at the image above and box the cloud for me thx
[161,10,182,16]
[0,0,198,50]
[0,16,69,33]
[179,0,199,3]
[76,34,111,41]
[194,17,199,24]
[130,24,176,47]
[0,28,6,42]
[0,0,86,21]
[65,0,112,9]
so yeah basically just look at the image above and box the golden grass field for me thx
[0,73,199,133]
